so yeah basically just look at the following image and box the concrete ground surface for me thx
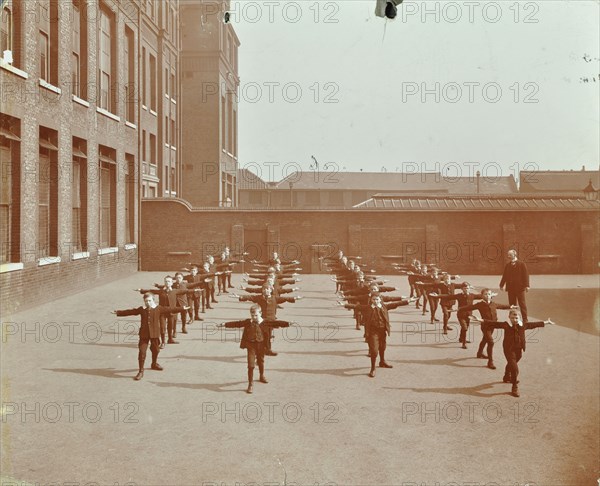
[1,273,599,486]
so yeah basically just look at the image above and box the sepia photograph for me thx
[0,0,599,485]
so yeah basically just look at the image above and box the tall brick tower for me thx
[180,0,240,207]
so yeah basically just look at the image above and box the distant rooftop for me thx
[237,168,269,190]
[519,169,600,194]
[274,171,518,194]
[353,194,600,211]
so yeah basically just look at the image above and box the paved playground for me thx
[1,273,598,485]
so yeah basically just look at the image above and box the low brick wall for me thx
[140,199,599,275]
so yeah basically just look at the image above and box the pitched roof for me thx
[519,170,600,194]
[237,168,269,190]
[353,194,600,211]
[275,171,518,194]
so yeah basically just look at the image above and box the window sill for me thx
[170,145,177,151]
[125,121,137,129]
[96,107,120,122]
[149,109,158,117]
[165,143,170,148]
[38,256,61,266]
[142,105,148,111]
[0,262,24,274]
[171,98,177,105]
[39,79,61,94]
[98,247,119,255]
[0,60,28,79]
[72,251,90,260]
[124,243,137,250]
[72,95,90,107]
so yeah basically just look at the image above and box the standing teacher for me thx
[499,249,530,322]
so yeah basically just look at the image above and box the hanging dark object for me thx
[375,0,404,19]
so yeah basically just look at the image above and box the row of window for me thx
[1,1,177,123]
[223,25,238,72]
[143,0,177,42]
[221,93,238,157]
[221,173,237,207]
[0,124,135,265]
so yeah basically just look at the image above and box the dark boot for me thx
[369,356,376,377]
[135,359,144,381]
[247,368,254,394]
[477,341,487,359]
[379,351,393,368]
[486,346,495,368]
[258,363,267,383]
[264,339,277,356]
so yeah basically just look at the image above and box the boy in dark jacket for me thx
[112,293,188,380]
[219,305,290,394]
[473,309,554,397]
[345,293,411,378]
[458,288,513,370]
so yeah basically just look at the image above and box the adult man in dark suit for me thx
[499,249,530,322]
[219,305,290,394]
[112,293,188,380]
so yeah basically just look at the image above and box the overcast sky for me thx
[230,0,599,182]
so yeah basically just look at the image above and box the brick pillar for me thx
[266,224,280,256]
[424,224,440,266]
[580,223,598,273]
[231,223,244,272]
[348,224,361,258]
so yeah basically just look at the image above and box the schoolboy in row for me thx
[112,293,189,380]
[472,310,554,397]
[219,305,290,394]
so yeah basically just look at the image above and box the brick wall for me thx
[1,1,147,314]
[1,248,138,315]
[140,199,600,275]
